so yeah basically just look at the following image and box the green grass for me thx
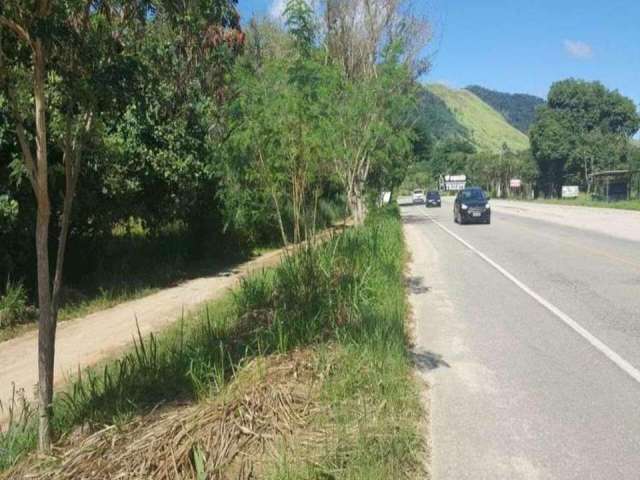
[427,83,530,153]
[529,193,640,211]
[0,206,424,477]
[252,207,424,478]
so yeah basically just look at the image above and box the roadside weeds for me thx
[1,206,426,478]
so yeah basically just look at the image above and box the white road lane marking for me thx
[419,208,640,385]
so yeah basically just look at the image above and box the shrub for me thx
[0,280,33,328]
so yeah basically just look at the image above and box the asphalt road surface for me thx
[403,197,640,480]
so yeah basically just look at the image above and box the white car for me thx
[412,189,426,204]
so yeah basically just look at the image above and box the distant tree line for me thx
[530,79,640,197]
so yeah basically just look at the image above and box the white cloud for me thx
[269,0,287,20]
[563,39,593,59]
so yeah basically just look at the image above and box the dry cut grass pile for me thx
[3,351,322,480]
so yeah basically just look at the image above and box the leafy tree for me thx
[466,147,537,197]
[0,0,149,449]
[223,4,336,244]
[0,0,242,450]
[530,79,640,196]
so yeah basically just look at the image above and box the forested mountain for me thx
[416,87,468,140]
[466,85,545,133]
[426,84,530,152]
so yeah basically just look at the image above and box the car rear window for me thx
[461,190,485,201]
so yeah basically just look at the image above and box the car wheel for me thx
[485,217,491,225]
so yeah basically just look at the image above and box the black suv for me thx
[426,191,441,207]
[454,187,491,224]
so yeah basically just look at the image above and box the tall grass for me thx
[267,206,423,478]
[0,205,423,476]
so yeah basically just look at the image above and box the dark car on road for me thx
[454,187,491,224]
[426,191,441,207]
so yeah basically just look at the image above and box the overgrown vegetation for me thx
[1,206,424,478]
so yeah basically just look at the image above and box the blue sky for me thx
[237,0,640,105]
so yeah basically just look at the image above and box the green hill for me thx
[426,84,530,153]
[466,85,545,133]
[416,87,468,140]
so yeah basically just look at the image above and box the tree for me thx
[530,79,640,196]
[330,50,418,222]
[223,3,335,244]
[0,0,242,450]
[0,0,136,450]
[324,0,431,79]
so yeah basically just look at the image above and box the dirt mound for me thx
[5,351,322,480]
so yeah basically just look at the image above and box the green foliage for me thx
[223,13,418,235]
[465,147,537,197]
[467,85,545,133]
[427,84,530,153]
[284,0,315,56]
[0,279,31,328]
[1,0,422,305]
[415,86,468,142]
[0,194,18,228]
[530,79,640,196]
[0,0,247,301]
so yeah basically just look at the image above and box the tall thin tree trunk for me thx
[271,188,288,248]
[349,181,365,226]
[33,38,55,452]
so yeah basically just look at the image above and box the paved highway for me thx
[402,197,640,479]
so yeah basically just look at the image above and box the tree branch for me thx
[52,110,93,313]
[0,16,32,45]
[15,122,39,191]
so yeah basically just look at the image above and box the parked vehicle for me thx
[426,191,441,207]
[412,189,426,204]
[454,187,491,224]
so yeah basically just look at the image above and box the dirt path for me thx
[0,248,284,427]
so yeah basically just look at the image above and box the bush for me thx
[0,280,33,328]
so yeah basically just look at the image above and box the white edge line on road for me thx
[421,210,640,385]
